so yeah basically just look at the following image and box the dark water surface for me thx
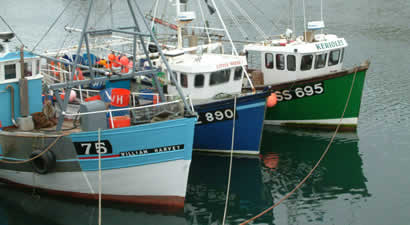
[1,0,409,224]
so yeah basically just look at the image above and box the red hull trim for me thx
[0,177,185,212]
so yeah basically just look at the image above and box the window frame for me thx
[234,67,243,80]
[194,74,205,88]
[180,73,188,88]
[4,63,17,80]
[265,53,274,69]
[209,69,231,86]
[328,49,341,66]
[287,55,296,71]
[314,53,328,69]
[276,54,285,70]
[300,54,313,71]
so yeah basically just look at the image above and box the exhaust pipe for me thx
[6,85,18,127]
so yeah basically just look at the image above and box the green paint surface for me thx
[265,70,367,122]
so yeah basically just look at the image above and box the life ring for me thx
[30,150,56,174]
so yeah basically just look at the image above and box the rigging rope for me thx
[246,0,281,32]
[196,0,212,43]
[222,96,237,225]
[31,0,74,52]
[219,0,249,40]
[228,0,268,41]
[150,0,160,31]
[0,16,25,47]
[240,68,359,225]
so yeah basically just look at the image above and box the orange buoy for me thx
[120,56,129,66]
[99,59,107,66]
[73,68,84,80]
[153,95,159,104]
[108,53,116,61]
[113,55,121,67]
[267,93,277,108]
[51,61,61,77]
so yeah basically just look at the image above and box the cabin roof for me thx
[244,36,348,54]
[0,51,37,63]
[169,53,247,74]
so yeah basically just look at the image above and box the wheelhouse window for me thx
[210,69,230,86]
[234,67,243,80]
[180,73,188,88]
[314,53,328,69]
[276,54,285,70]
[194,74,204,88]
[287,55,296,71]
[265,53,273,69]
[300,55,313,71]
[340,48,344,63]
[5,64,17,80]
[328,50,340,66]
[24,62,33,76]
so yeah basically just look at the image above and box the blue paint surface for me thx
[70,117,196,171]
[105,80,130,90]
[193,92,269,153]
[0,51,37,62]
[0,78,43,127]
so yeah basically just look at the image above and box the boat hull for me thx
[0,117,196,210]
[261,64,368,130]
[193,91,269,155]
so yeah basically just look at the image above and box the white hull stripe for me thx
[264,117,358,126]
[194,148,260,155]
[0,159,191,197]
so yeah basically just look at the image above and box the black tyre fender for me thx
[30,150,56,174]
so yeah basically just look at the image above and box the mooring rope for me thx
[222,95,237,225]
[240,68,359,225]
[97,128,102,225]
[0,134,65,164]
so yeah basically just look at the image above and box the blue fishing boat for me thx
[193,92,268,154]
[0,0,196,210]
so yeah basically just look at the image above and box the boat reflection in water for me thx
[259,126,371,224]
[0,184,187,225]
[185,126,370,225]
[185,153,270,225]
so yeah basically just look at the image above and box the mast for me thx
[176,0,183,48]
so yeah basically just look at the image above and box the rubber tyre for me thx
[30,150,56,174]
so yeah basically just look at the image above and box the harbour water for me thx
[1,0,410,224]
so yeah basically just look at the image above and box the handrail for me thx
[62,99,183,117]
